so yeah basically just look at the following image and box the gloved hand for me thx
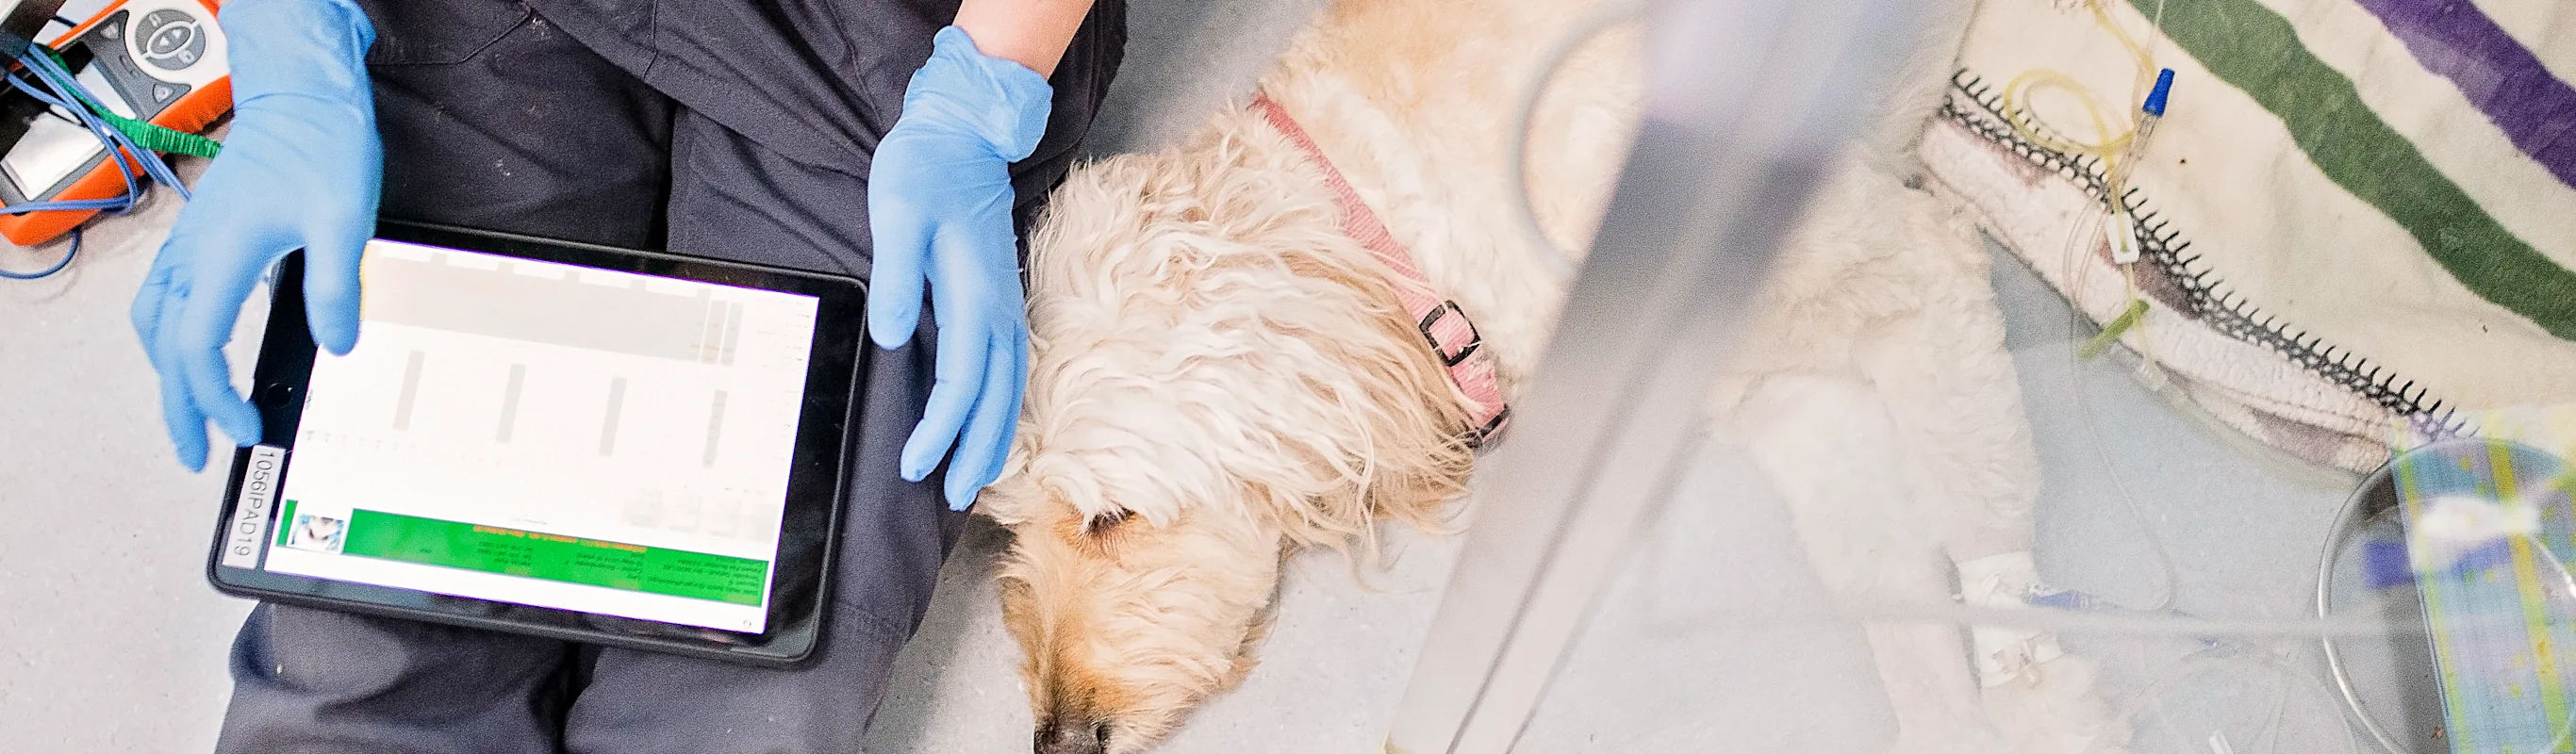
[867,26,1051,511]
[132,0,379,471]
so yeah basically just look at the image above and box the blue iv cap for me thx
[2142,68,2175,117]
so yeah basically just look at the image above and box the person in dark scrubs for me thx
[125,0,1123,749]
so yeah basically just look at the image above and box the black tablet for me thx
[208,221,866,667]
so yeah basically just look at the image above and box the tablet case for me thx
[207,221,865,667]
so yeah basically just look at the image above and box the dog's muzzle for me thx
[1034,717,1111,754]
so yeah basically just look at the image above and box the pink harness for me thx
[1250,92,1511,445]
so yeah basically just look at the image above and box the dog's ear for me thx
[976,474,1042,525]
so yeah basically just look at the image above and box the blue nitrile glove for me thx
[132,0,378,471]
[867,26,1051,511]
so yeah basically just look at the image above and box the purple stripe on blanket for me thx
[2353,0,2576,188]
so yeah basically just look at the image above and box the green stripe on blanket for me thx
[2133,0,2576,342]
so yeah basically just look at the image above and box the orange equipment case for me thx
[0,0,228,246]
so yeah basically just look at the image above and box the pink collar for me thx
[1250,92,1511,445]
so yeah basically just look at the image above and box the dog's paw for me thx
[1954,551,2130,754]
[1980,652,2131,754]
[1888,713,2008,754]
[1957,551,2064,688]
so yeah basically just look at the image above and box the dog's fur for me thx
[979,0,2120,751]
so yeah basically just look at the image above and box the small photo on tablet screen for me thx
[261,239,820,634]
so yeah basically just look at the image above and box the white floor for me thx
[0,1,2426,751]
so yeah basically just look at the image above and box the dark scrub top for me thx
[210,3,1124,752]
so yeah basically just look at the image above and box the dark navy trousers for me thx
[210,2,1123,751]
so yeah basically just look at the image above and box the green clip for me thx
[2079,298,2151,359]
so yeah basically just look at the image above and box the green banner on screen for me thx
[339,510,768,605]
[275,499,299,547]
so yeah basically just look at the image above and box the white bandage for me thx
[1957,550,2067,688]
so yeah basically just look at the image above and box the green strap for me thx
[37,45,222,159]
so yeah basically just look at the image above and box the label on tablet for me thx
[257,240,819,633]
[221,444,287,569]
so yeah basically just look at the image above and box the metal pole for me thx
[1381,0,1941,749]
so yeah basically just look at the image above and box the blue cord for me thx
[0,42,197,279]
[0,225,76,279]
[5,67,144,212]
[16,47,191,201]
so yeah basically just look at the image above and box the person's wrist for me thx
[903,25,1052,163]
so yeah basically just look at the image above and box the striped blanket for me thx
[1924,0,2576,471]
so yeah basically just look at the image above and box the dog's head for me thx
[983,138,1482,753]
[984,478,1288,754]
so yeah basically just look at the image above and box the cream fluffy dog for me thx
[977,0,2122,751]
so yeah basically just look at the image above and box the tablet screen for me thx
[259,239,820,633]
